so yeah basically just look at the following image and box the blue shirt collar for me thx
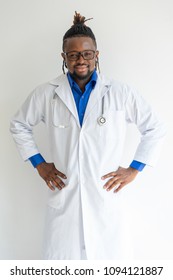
[67,70,98,90]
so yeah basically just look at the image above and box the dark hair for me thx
[62,11,97,51]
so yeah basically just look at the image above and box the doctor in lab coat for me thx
[10,12,166,260]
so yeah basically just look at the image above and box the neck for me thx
[74,77,90,92]
[69,70,94,92]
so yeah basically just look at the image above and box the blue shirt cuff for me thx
[130,160,146,171]
[29,153,45,168]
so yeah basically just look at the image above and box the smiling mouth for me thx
[75,65,89,72]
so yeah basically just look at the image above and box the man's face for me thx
[62,37,99,81]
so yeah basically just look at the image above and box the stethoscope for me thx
[97,96,106,126]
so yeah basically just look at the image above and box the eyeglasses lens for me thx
[67,51,95,61]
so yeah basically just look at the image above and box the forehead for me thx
[63,37,96,52]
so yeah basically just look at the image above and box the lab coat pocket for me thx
[51,98,71,128]
[47,188,65,210]
[105,109,125,128]
[99,110,126,141]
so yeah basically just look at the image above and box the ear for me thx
[96,50,99,59]
[61,53,66,60]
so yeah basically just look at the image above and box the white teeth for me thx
[75,65,88,68]
[75,66,88,71]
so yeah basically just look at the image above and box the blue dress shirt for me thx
[29,71,145,171]
[67,70,97,126]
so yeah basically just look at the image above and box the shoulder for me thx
[97,73,139,99]
[30,74,68,98]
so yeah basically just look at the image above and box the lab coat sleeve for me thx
[124,85,166,167]
[10,87,45,161]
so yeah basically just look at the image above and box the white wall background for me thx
[0,0,173,260]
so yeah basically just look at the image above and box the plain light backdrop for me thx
[0,0,173,259]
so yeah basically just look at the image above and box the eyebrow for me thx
[64,49,96,53]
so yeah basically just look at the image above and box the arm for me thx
[102,85,166,193]
[10,87,66,191]
[124,85,166,166]
[10,89,44,160]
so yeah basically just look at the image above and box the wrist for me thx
[128,166,139,174]
[36,161,47,170]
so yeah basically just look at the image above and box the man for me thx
[10,12,166,260]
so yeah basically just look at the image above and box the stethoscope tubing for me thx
[97,96,106,126]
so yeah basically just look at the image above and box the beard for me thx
[70,67,94,81]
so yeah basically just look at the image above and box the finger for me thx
[50,179,63,191]
[55,170,67,179]
[113,182,126,193]
[105,178,122,192]
[103,176,120,189]
[47,181,55,191]
[101,172,117,180]
[52,177,65,189]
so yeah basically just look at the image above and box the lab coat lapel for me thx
[52,75,80,128]
[83,76,111,124]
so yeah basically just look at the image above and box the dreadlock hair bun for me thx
[72,11,93,25]
[62,11,97,51]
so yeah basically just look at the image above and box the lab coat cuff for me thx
[130,160,146,171]
[29,153,45,168]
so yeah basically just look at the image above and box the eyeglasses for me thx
[64,50,96,61]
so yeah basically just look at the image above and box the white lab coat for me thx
[10,73,166,259]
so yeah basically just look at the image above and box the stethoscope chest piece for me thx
[97,116,106,126]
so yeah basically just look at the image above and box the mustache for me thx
[74,63,89,67]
